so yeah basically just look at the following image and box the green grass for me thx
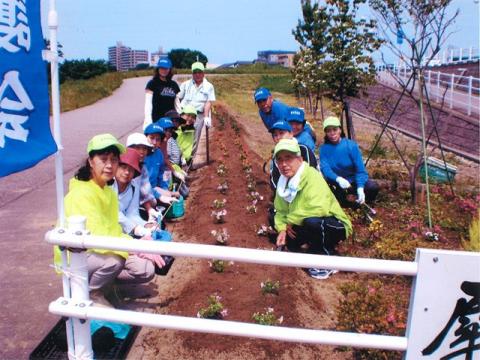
[60,72,123,112]
[258,74,294,94]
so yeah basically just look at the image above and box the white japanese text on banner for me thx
[0,0,57,177]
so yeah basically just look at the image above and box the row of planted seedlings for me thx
[198,113,283,325]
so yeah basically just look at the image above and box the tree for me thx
[369,0,459,219]
[59,59,111,83]
[291,48,329,119]
[168,49,208,69]
[293,0,382,138]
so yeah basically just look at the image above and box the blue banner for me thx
[0,0,57,177]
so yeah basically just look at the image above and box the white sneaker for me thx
[307,268,338,280]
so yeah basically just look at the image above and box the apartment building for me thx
[108,41,149,71]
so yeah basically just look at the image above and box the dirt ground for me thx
[125,103,352,359]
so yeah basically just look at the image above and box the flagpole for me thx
[48,0,65,227]
[48,1,75,357]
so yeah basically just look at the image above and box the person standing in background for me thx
[144,58,180,129]
[176,62,215,158]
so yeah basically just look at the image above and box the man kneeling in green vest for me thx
[273,138,352,280]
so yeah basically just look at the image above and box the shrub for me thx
[211,209,227,224]
[208,260,229,273]
[197,295,227,319]
[260,280,280,295]
[372,231,431,261]
[252,308,283,326]
[211,229,229,245]
[462,212,480,251]
[336,280,406,359]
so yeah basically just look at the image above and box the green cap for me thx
[181,104,198,116]
[323,116,341,130]
[191,62,205,72]
[274,138,301,158]
[87,133,126,155]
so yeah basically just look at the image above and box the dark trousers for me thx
[328,179,379,207]
[287,217,346,256]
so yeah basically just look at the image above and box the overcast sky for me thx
[41,0,479,66]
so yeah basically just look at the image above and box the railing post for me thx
[436,71,441,102]
[450,73,454,109]
[468,76,473,116]
[67,216,93,360]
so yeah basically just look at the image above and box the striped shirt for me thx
[167,137,182,165]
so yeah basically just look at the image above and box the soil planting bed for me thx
[130,104,350,359]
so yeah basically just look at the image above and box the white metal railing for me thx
[46,218,416,359]
[437,47,479,65]
[45,217,480,360]
[377,68,480,116]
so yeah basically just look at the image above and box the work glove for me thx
[173,170,186,182]
[159,195,179,205]
[147,208,160,222]
[133,226,151,238]
[137,253,166,269]
[204,116,212,128]
[356,187,366,204]
[336,176,351,189]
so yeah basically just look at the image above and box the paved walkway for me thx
[0,76,150,359]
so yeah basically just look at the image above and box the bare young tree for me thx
[369,0,459,225]
[291,48,329,119]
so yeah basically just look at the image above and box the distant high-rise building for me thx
[108,41,149,71]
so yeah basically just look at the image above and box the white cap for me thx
[126,133,152,148]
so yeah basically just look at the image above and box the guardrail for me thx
[377,68,480,116]
[45,217,480,360]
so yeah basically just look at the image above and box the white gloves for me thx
[173,170,186,182]
[133,226,151,238]
[148,208,160,222]
[336,176,351,189]
[357,187,365,204]
[159,195,179,205]
[137,252,166,268]
[143,92,153,129]
[204,116,212,128]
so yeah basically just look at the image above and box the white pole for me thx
[436,71,440,102]
[48,0,65,226]
[48,300,408,351]
[450,73,454,109]
[67,217,94,360]
[46,230,419,276]
[48,0,74,357]
[468,76,473,116]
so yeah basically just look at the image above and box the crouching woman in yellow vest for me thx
[55,134,161,306]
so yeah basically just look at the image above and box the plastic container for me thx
[165,195,185,219]
[419,156,457,184]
